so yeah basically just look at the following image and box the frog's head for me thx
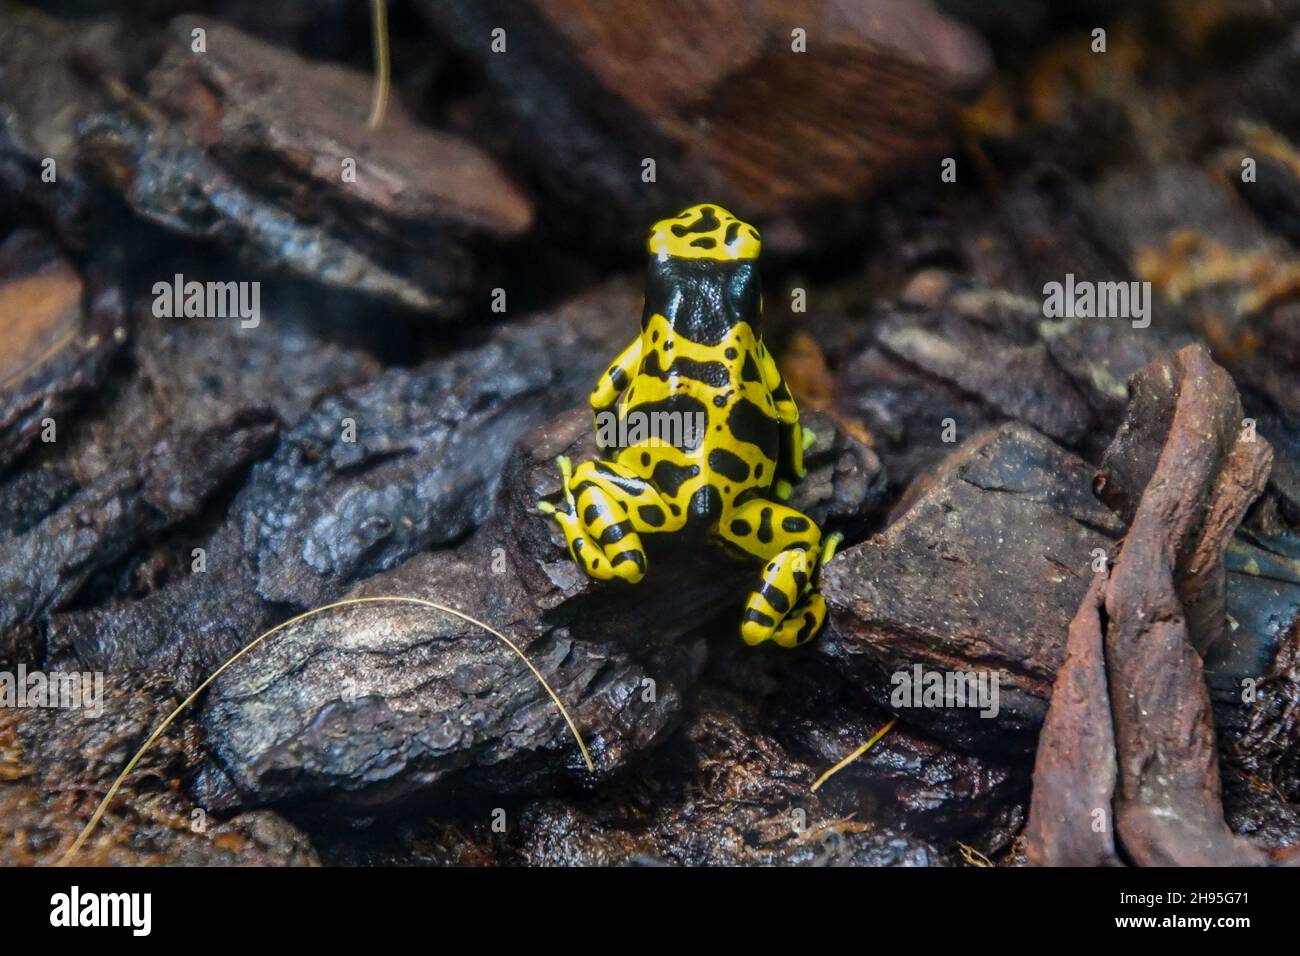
[643,204,763,339]
[647,203,761,262]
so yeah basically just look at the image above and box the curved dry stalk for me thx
[56,595,593,865]
[810,717,896,793]
[367,0,390,129]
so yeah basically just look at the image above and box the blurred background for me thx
[4,0,1300,866]
[7,0,1299,542]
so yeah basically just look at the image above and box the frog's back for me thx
[613,205,781,524]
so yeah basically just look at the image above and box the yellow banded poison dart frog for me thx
[538,203,840,647]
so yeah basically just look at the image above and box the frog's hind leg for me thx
[538,456,681,583]
[719,499,837,648]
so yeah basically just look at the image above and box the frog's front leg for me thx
[719,498,840,647]
[759,339,811,492]
[538,457,682,583]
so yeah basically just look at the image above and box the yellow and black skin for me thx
[538,203,839,647]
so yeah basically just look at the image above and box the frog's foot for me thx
[757,532,841,646]
[719,498,830,647]
[537,456,648,583]
[754,532,840,646]
[740,547,827,647]
[772,592,827,648]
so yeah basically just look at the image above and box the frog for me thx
[538,203,840,647]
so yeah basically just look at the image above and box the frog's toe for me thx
[572,530,647,583]
[741,611,777,646]
[546,494,648,583]
[605,546,647,583]
[740,548,809,645]
[772,593,826,648]
[739,547,830,647]
[742,590,827,647]
[817,531,844,579]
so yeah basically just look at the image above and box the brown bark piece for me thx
[421,0,990,231]
[1023,571,1120,867]
[149,17,532,242]
[1028,345,1279,866]
[1101,346,1274,657]
[78,16,532,316]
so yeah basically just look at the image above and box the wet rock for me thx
[152,16,530,238]
[78,16,532,316]
[12,0,1300,870]
[419,0,990,239]
[1224,530,1300,800]
[509,691,948,866]
[838,268,1174,492]
[1025,345,1287,867]
[0,7,124,242]
[0,408,276,631]
[818,422,1123,755]
[838,339,996,495]
[44,280,637,690]
[190,338,883,812]
[776,693,1027,846]
[873,283,1094,444]
[2,304,377,634]
[829,346,1293,784]
[1104,162,1300,422]
[0,228,121,472]
[1222,763,1300,854]
[0,674,317,866]
[195,543,706,811]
